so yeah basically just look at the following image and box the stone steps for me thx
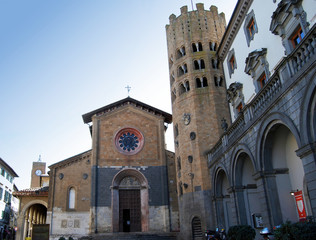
[78,232,177,240]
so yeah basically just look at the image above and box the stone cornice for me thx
[82,97,172,124]
[48,150,91,170]
[217,0,253,60]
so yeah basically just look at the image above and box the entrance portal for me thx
[119,189,141,232]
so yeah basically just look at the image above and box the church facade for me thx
[46,98,178,239]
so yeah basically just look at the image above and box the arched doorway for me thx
[234,152,260,226]
[214,169,232,230]
[263,123,305,224]
[20,202,47,240]
[119,176,141,232]
[191,217,203,240]
[111,168,149,232]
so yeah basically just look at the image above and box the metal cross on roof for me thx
[125,85,131,97]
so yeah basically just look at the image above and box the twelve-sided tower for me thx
[166,4,230,239]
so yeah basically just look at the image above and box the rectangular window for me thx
[4,191,8,203]
[258,73,266,88]
[291,26,304,48]
[6,173,10,181]
[230,55,235,71]
[0,188,3,200]
[248,18,256,37]
[237,103,243,113]
[1,168,5,176]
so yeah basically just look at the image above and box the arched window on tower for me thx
[170,72,175,86]
[210,42,217,51]
[196,77,208,88]
[184,81,190,91]
[196,78,202,88]
[202,77,208,87]
[179,84,186,95]
[194,59,205,70]
[214,76,223,87]
[68,187,76,210]
[169,55,173,68]
[171,89,176,103]
[178,64,188,76]
[212,58,219,69]
[176,46,186,59]
[174,124,179,137]
[192,42,203,52]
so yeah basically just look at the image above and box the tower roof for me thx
[82,97,172,124]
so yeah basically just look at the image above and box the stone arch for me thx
[111,168,149,232]
[256,112,301,170]
[213,166,232,231]
[299,70,316,145]
[256,112,305,226]
[231,143,258,180]
[191,216,203,240]
[231,145,260,227]
[18,200,48,240]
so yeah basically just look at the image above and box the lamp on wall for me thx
[290,189,299,195]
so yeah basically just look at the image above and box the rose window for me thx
[115,128,144,155]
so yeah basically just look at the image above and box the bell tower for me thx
[166,3,230,239]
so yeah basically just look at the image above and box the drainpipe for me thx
[50,168,56,235]
[94,119,100,234]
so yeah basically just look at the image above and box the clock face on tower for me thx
[35,169,42,176]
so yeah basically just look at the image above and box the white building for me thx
[207,0,316,237]
[0,158,19,231]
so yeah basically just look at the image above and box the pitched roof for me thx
[13,186,49,197]
[82,97,172,124]
[48,149,91,170]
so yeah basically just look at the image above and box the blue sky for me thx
[0,0,236,190]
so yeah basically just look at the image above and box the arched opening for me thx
[22,203,47,239]
[68,187,76,209]
[263,124,305,225]
[234,152,260,226]
[191,217,203,239]
[215,169,232,231]
[112,169,149,232]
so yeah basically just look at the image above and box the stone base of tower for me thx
[177,190,214,240]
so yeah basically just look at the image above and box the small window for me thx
[170,73,175,86]
[290,26,305,48]
[169,55,174,68]
[176,46,186,59]
[0,188,3,200]
[178,64,188,76]
[236,103,243,113]
[214,76,223,87]
[228,54,237,77]
[4,190,11,204]
[194,59,205,70]
[174,124,179,137]
[227,49,237,78]
[1,168,5,176]
[248,18,256,38]
[243,10,258,46]
[184,81,190,91]
[210,42,217,51]
[258,73,266,89]
[212,59,219,69]
[192,42,203,52]
[68,187,76,209]
[196,77,208,88]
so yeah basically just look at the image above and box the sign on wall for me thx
[294,190,306,221]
